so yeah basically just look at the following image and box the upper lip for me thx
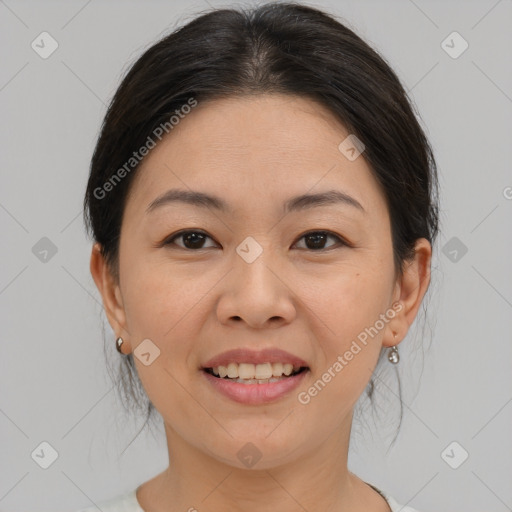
[201,348,309,369]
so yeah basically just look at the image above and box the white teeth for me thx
[227,363,238,378]
[255,363,273,380]
[239,363,256,379]
[283,363,293,376]
[210,362,301,380]
[272,362,284,377]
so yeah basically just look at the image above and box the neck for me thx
[136,409,388,512]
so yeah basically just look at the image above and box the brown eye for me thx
[294,231,346,251]
[164,230,217,250]
[162,229,347,252]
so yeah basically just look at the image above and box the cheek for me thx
[312,269,392,384]
[298,274,389,412]
[121,256,211,340]
[319,268,392,335]
[123,265,204,421]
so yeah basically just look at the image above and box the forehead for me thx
[125,94,387,218]
[171,95,349,157]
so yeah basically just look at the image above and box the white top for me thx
[74,482,423,512]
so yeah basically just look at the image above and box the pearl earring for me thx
[115,336,125,354]
[388,332,399,364]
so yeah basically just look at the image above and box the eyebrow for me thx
[146,188,365,215]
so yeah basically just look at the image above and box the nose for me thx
[216,248,297,329]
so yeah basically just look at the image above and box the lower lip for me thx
[202,369,309,405]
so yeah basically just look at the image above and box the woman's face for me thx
[95,94,429,469]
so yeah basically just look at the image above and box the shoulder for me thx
[73,488,143,512]
[379,490,424,512]
[385,495,423,512]
[365,482,424,512]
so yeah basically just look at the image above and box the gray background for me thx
[1,0,511,510]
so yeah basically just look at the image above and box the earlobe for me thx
[89,243,130,342]
[384,238,432,347]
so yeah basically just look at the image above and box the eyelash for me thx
[161,229,349,252]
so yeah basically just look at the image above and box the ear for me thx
[90,243,131,351]
[383,238,432,347]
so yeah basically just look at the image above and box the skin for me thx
[90,94,431,512]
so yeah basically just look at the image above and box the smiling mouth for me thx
[203,365,309,384]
